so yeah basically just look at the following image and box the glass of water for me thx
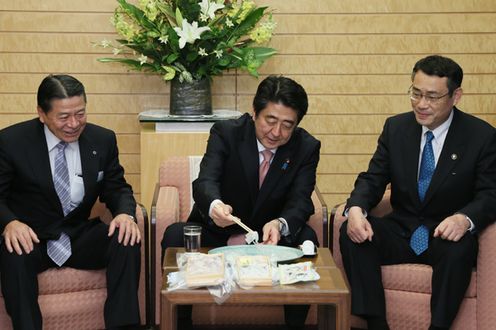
[183,225,202,252]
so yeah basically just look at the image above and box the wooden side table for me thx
[161,248,350,330]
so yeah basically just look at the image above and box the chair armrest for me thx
[150,183,180,325]
[330,202,347,269]
[476,222,496,324]
[308,186,329,247]
[135,202,152,328]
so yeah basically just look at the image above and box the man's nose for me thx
[67,115,78,127]
[271,123,282,137]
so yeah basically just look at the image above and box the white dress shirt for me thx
[44,125,84,209]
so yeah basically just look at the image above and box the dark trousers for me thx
[339,216,478,328]
[162,221,318,327]
[0,220,141,330]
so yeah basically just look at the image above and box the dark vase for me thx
[169,77,212,116]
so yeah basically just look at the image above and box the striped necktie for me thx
[47,142,72,266]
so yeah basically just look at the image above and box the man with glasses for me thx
[339,55,496,330]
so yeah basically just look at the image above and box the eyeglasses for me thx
[408,85,450,104]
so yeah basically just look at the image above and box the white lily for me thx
[199,0,225,21]
[173,19,210,49]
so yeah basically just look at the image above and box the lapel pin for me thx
[281,159,290,170]
[93,150,97,155]
[451,153,457,160]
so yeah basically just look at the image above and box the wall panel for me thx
[0,0,494,214]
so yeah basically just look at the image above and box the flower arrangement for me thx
[96,0,277,83]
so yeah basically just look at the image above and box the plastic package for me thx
[166,251,320,304]
[278,261,320,285]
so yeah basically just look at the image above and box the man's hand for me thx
[211,202,235,228]
[433,214,470,242]
[346,206,374,243]
[262,219,281,245]
[2,220,39,255]
[108,214,141,246]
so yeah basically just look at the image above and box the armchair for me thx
[331,190,496,330]
[0,201,150,330]
[150,155,329,326]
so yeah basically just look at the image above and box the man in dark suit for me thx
[0,75,141,330]
[162,75,321,329]
[339,55,496,330]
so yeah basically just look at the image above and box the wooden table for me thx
[161,248,350,330]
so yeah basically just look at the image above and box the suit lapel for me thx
[27,121,62,212]
[78,130,99,206]
[253,134,296,212]
[402,120,423,207]
[422,109,465,205]
[237,119,259,206]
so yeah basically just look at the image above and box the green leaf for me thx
[186,51,198,62]
[167,53,179,64]
[230,7,266,41]
[175,7,183,27]
[156,2,177,27]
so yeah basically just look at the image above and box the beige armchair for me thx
[150,155,328,326]
[0,201,150,330]
[331,190,496,330]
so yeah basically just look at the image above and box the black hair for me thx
[37,74,87,113]
[252,75,308,123]
[412,55,463,96]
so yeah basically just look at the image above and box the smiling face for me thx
[253,101,298,149]
[411,70,462,130]
[37,96,87,143]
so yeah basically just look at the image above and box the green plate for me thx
[208,245,304,263]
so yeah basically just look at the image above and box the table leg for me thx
[160,295,177,330]
[335,297,351,330]
[317,305,333,330]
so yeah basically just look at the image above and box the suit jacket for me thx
[188,113,321,243]
[0,118,136,240]
[346,108,496,235]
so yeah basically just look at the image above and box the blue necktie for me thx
[47,142,72,266]
[417,131,435,202]
[410,131,435,255]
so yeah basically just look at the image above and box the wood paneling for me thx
[0,0,495,211]
[3,0,496,13]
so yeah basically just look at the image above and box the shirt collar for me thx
[256,139,276,154]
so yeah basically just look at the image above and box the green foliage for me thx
[95,0,277,82]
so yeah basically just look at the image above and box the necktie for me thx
[410,131,435,255]
[417,131,435,202]
[259,149,273,188]
[47,142,72,266]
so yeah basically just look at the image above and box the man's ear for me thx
[37,106,45,123]
[453,87,463,106]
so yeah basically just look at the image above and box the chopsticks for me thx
[228,215,255,234]
[214,204,259,244]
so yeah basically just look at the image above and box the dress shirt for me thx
[44,126,84,209]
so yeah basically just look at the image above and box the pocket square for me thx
[97,171,104,182]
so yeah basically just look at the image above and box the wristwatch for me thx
[128,215,136,223]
